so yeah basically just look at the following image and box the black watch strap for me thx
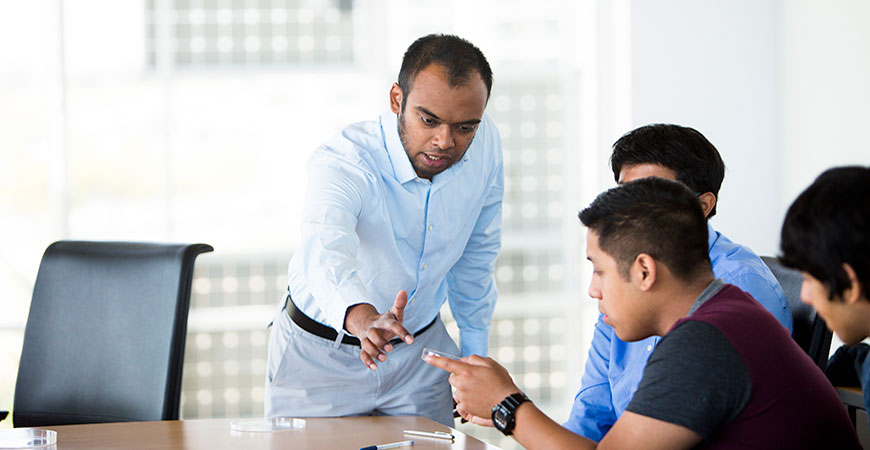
[492,392,531,436]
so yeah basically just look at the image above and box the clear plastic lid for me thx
[421,347,460,361]
[0,428,57,448]
[230,418,306,432]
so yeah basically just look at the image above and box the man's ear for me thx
[697,192,717,218]
[633,253,657,291]
[842,263,864,305]
[389,83,403,114]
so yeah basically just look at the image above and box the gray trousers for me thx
[265,306,458,426]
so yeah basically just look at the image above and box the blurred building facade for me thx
[1,1,597,448]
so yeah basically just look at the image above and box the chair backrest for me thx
[13,240,213,427]
[761,256,833,371]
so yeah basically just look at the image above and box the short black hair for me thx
[397,34,493,111]
[579,177,712,282]
[609,124,726,217]
[780,166,870,301]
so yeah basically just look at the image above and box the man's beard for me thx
[397,111,439,180]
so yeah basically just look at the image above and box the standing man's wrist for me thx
[344,303,378,336]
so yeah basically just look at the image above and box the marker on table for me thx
[403,429,454,440]
[359,439,414,450]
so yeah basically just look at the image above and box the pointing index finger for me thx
[423,352,465,373]
[389,322,413,345]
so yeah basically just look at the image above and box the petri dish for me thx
[422,347,460,361]
[0,428,57,448]
[230,418,306,432]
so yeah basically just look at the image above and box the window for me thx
[0,2,597,448]
[145,0,355,67]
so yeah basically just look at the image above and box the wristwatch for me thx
[491,392,531,436]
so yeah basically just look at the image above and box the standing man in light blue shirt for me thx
[564,124,793,441]
[265,34,503,426]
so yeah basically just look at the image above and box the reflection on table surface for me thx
[46,416,503,450]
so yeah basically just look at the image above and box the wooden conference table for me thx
[46,416,502,449]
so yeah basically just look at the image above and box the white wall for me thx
[603,0,870,256]
[778,0,870,220]
[627,0,781,255]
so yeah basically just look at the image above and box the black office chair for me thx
[827,345,868,429]
[761,256,833,371]
[0,240,212,427]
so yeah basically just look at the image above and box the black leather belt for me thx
[285,296,437,346]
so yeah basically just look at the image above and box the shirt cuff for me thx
[459,327,489,357]
[323,282,371,333]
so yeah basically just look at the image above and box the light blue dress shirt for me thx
[285,111,504,357]
[564,222,793,441]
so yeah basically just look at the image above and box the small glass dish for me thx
[0,428,57,448]
[230,417,306,432]
[422,347,460,361]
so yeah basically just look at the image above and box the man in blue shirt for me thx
[264,34,503,426]
[780,166,870,433]
[564,124,793,440]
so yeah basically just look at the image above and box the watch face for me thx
[492,404,513,434]
[492,393,529,436]
[493,407,508,428]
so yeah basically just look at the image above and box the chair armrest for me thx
[0,410,7,422]
[837,386,865,409]
[837,386,865,429]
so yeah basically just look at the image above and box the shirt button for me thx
[646,345,653,351]
[428,224,433,231]
[409,296,416,303]
[422,264,428,270]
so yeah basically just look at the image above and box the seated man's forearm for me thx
[513,403,598,450]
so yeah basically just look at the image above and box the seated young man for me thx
[566,124,792,440]
[780,165,870,431]
[427,177,859,449]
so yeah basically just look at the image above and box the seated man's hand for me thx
[344,290,413,370]
[425,353,520,422]
[455,402,495,427]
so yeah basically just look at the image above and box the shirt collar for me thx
[380,111,418,184]
[707,221,719,252]
[688,278,727,316]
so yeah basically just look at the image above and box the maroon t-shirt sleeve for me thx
[625,320,752,439]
